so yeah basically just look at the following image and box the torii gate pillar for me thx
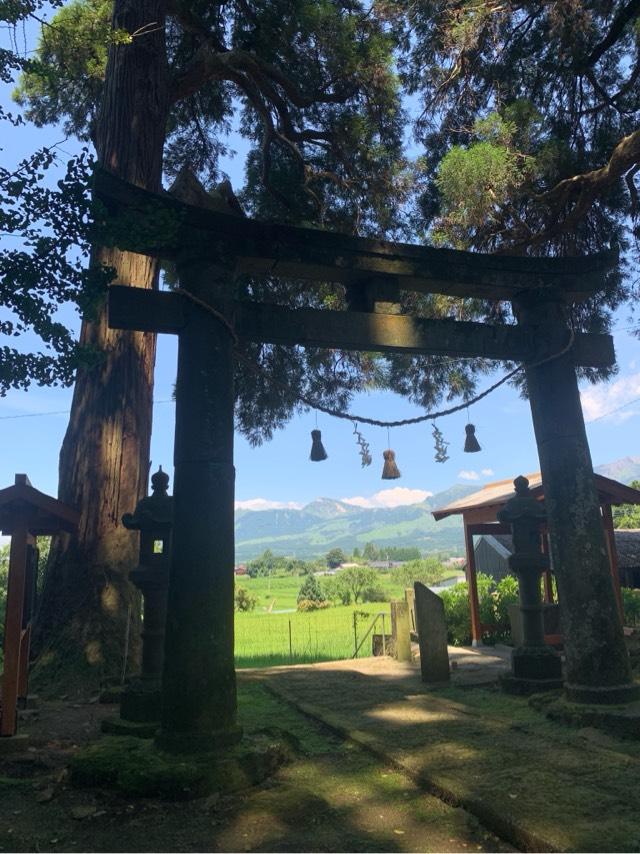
[156,259,241,753]
[515,294,637,704]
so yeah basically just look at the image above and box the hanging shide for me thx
[352,422,372,467]
[432,423,449,463]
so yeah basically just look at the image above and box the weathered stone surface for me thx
[414,582,450,684]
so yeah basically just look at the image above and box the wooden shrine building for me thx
[95,163,638,752]
[433,474,640,646]
[0,475,79,736]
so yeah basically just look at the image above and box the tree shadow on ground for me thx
[245,661,640,853]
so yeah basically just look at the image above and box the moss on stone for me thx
[70,734,289,800]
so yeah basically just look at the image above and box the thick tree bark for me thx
[32,0,169,695]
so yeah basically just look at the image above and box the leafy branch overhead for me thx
[15,0,406,229]
[399,0,640,259]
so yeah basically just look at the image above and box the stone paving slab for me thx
[242,656,640,853]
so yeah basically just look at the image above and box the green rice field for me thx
[233,570,462,668]
[234,602,393,668]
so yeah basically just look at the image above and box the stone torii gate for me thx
[95,167,636,753]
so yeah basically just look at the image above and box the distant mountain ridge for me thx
[235,456,640,561]
[594,456,640,484]
[234,484,475,561]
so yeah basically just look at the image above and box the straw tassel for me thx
[381,449,401,479]
[464,423,481,453]
[310,429,328,461]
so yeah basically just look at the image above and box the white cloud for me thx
[481,468,494,477]
[458,470,480,481]
[234,498,303,511]
[340,487,432,509]
[581,372,640,424]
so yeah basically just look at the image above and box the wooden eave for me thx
[432,473,640,523]
[0,479,79,535]
[94,168,617,303]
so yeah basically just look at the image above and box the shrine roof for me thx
[0,474,79,535]
[432,473,640,522]
[479,530,640,568]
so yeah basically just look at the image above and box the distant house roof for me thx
[478,530,640,569]
[432,472,640,522]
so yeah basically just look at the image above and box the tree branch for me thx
[578,0,640,69]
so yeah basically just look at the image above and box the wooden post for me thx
[515,294,636,704]
[1,519,29,736]
[602,503,624,623]
[541,535,554,604]
[391,600,412,662]
[463,521,482,646]
[157,261,241,753]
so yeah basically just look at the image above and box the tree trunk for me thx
[32,0,169,696]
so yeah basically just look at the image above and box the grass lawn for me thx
[235,602,393,668]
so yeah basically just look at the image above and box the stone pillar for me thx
[498,476,563,693]
[414,582,450,683]
[514,294,637,704]
[119,467,172,724]
[157,260,241,753]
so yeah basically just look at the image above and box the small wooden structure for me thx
[0,475,78,736]
[433,473,640,646]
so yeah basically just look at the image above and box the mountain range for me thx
[234,456,640,562]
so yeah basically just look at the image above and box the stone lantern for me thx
[119,466,173,723]
[498,475,563,693]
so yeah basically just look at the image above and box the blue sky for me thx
[1,13,639,516]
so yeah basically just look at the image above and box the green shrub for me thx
[361,585,387,603]
[297,598,331,612]
[622,587,640,626]
[297,574,326,608]
[440,573,520,646]
[392,557,448,589]
[234,586,257,612]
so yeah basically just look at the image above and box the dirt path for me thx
[0,683,510,853]
[246,657,640,852]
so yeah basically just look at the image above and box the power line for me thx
[0,399,174,420]
[587,395,640,424]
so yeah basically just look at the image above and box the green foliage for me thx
[613,481,640,529]
[622,587,640,627]
[392,557,448,589]
[324,565,384,605]
[13,0,112,140]
[297,573,326,607]
[234,586,257,612]
[0,146,110,393]
[361,543,421,562]
[439,573,519,646]
[326,548,346,569]
[297,598,331,612]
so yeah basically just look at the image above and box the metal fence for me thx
[234,605,390,668]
